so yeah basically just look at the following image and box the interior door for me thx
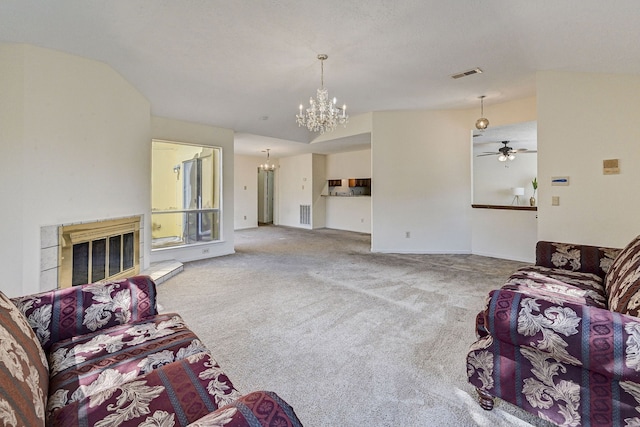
[258,169,274,224]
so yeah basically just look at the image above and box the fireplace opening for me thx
[59,216,140,288]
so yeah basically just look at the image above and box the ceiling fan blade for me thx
[476,153,498,157]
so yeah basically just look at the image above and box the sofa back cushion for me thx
[606,235,640,315]
[11,275,158,352]
[0,291,49,427]
[536,241,620,278]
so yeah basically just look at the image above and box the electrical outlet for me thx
[552,196,560,206]
[405,231,411,238]
[202,248,210,254]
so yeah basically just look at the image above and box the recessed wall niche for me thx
[472,121,537,206]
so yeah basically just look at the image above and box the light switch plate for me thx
[603,159,620,175]
[552,196,560,206]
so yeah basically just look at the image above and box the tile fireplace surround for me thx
[40,215,144,291]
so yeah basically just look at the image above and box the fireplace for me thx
[54,216,141,289]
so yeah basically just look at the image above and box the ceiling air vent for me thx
[450,67,483,79]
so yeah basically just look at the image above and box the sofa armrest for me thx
[11,275,157,352]
[535,240,620,278]
[187,391,303,427]
[483,288,640,383]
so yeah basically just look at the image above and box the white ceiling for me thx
[473,120,537,152]
[1,1,639,157]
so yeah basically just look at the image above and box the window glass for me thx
[151,140,222,249]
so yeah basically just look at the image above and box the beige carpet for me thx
[156,226,554,427]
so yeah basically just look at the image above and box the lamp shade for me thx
[512,187,525,196]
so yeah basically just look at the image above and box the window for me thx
[151,140,222,250]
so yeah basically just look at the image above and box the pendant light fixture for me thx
[296,54,348,134]
[475,95,490,130]
[260,149,275,171]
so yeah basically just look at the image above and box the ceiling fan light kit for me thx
[476,141,537,162]
[475,95,489,130]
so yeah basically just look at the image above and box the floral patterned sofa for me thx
[467,235,640,426]
[0,275,303,426]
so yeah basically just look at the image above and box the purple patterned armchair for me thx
[467,235,640,426]
[0,275,302,426]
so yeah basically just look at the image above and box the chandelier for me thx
[296,54,348,134]
[260,149,275,171]
[475,95,489,130]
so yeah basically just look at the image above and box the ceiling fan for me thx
[476,141,537,162]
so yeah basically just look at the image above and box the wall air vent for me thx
[300,205,311,225]
[450,67,483,79]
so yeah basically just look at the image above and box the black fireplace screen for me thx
[72,232,135,286]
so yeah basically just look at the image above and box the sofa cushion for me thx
[502,265,607,308]
[187,391,303,427]
[46,313,209,418]
[49,352,241,426]
[0,291,49,427]
[605,235,640,315]
[536,241,620,278]
[11,276,158,352]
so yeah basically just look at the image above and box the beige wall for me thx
[0,44,26,296]
[277,154,314,229]
[311,112,373,143]
[371,109,472,253]
[312,153,327,229]
[0,43,151,297]
[537,71,640,247]
[326,149,371,179]
[234,154,263,229]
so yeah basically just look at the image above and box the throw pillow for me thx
[605,235,640,315]
[0,291,49,427]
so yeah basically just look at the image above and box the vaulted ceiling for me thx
[1,1,639,155]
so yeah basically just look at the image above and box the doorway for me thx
[258,169,274,224]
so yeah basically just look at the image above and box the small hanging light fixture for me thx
[260,149,275,171]
[475,95,490,130]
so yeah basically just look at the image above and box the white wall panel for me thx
[537,71,640,247]
[234,154,262,229]
[277,154,313,229]
[0,43,151,296]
